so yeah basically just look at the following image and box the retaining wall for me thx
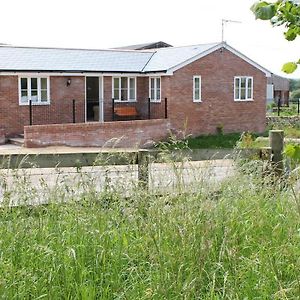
[24,119,171,148]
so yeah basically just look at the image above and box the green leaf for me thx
[285,144,300,162]
[284,144,296,158]
[282,62,298,73]
[251,2,276,20]
[284,27,298,41]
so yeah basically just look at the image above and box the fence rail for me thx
[29,99,83,126]
[28,98,168,126]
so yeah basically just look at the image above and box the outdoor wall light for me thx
[66,78,71,86]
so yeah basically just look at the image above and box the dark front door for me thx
[86,77,100,121]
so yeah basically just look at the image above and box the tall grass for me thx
[0,159,300,298]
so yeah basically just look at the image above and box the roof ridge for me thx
[153,42,221,51]
[0,45,154,53]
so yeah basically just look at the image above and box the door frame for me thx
[85,76,104,122]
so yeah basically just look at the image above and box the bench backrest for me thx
[114,106,138,117]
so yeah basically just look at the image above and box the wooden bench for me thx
[114,106,139,119]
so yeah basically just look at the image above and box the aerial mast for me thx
[221,19,242,42]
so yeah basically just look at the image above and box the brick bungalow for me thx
[0,42,271,147]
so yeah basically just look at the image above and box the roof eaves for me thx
[0,69,145,74]
[223,43,272,77]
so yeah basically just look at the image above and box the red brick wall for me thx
[0,75,85,136]
[0,76,27,136]
[24,119,170,148]
[168,48,267,136]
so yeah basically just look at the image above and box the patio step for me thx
[8,137,24,147]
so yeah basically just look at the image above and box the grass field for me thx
[0,160,300,298]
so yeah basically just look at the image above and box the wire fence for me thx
[28,98,168,126]
[273,98,300,116]
[29,99,84,126]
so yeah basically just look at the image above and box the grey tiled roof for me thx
[0,42,237,73]
[143,43,219,72]
[0,47,153,72]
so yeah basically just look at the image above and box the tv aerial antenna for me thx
[222,19,242,42]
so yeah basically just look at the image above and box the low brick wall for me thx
[24,119,171,148]
[0,128,5,145]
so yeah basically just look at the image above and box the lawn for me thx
[171,125,300,150]
[0,163,300,298]
[182,132,268,149]
[186,132,241,149]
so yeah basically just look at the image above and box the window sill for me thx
[150,100,161,103]
[113,100,137,103]
[19,101,51,106]
[234,99,254,102]
[193,100,202,103]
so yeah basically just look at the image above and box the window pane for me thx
[121,89,127,101]
[156,88,161,100]
[121,77,128,100]
[129,78,135,89]
[41,78,47,90]
[151,78,155,89]
[31,78,38,89]
[114,89,119,100]
[194,77,200,100]
[247,89,252,99]
[129,78,135,100]
[156,78,160,89]
[21,78,27,89]
[129,89,135,100]
[113,78,120,100]
[151,89,155,100]
[41,91,48,102]
[235,78,240,99]
[240,88,246,99]
[194,77,200,89]
[240,78,246,88]
[121,77,127,88]
[21,90,28,102]
[31,90,38,102]
[247,78,252,89]
[114,78,120,89]
[247,78,252,99]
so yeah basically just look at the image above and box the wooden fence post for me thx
[269,130,284,176]
[138,149,150,189]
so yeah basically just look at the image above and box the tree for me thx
[290,78,300,91]
[251,0,300,73]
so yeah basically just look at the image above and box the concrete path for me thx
[0,159,236,206]
[256,136,300,144]
[0,143,135,155]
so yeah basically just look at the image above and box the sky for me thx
[1,0,300,78]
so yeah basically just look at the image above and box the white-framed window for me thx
[112,77,136,101]
[149,77,161,102]
[19,76,50,105]
[234,76,253,101]
[193,76,201,102]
